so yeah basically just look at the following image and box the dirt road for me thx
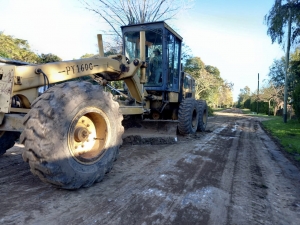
[1,109,300,225]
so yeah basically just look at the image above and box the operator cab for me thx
[121,21,182,93]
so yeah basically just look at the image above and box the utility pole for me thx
[257,73,259,114]
[283,7,292,123]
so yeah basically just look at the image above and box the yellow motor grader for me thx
[0,21,208,189]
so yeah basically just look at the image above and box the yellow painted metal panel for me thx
[168,92,179,103]
[0,66,15,113]
[0,114,24,132]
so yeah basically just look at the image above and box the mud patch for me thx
[123,135,177,145]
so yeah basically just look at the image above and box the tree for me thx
[265,0,300,45]
[290,46,300,82]
[268,56,294,106]
[81,0,193,38]
[205,65,220,77]
[184,57,223,99]
[0,32,63,64]
[181,42,193,64]
[80,53,95,58]
[237,86,251,108]
[268,57,286,87]
[0,32,39,63]
[184,57,205,79]
[183,56,232,107]
[265,0,300,122]
[260,81,284,116]
[104,47,120,56]
[218,82,234,108]
[268,47,300,116]
[38,53,62,63]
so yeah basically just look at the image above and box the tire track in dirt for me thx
[58,118,234,225]
[0,114,239,225]
[257,120,300,225]
[227,118,273,225]
[100,120,240,225]
[96,130,229,225]
[1,111,300,225]
[225,116,300,225]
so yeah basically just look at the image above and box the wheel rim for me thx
[68,107,109,164]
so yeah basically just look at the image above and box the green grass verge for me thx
[261,117,300,160]
[241,108,251,114]
[212,108,226,112]
[241,108,270,118]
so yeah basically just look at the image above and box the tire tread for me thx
[21,81,123,189]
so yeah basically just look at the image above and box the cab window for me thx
[124,29,163,86]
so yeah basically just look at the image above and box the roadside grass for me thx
[241,108,270,118]
[212,108,227,112]
[241,108,251,114]
[261,116,300,161]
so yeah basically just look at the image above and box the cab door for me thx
[167,31,181,92]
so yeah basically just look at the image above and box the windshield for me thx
[124,29,163,86]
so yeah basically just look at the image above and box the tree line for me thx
[0,32,62,64]
[184,57,233,108]
[237,0,300,120]
[237,45,300,118]
[1,0,233,110]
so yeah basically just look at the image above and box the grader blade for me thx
[122,119,178,145]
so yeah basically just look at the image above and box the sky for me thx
[0,0,285,101]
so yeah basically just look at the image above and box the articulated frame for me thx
[0,33,148,132]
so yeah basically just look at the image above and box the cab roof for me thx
[121,21,183,41]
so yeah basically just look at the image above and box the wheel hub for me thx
[71,116,97,156]
[68,109,109,164]
[74,127,90,142]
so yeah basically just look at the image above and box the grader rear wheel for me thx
[0,131,20,156]
[20,81,124,189]
[178,98,199,135]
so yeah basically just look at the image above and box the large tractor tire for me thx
[0,131,20,156]
[20,81,124,189]
[178,98,199,135]
[197,100,208,132]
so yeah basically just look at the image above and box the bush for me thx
[249,101,270,115]
[244,99,251,109]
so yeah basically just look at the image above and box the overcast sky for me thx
[0,0,286,101]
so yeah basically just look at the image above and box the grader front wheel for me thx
[20,81,124,189]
